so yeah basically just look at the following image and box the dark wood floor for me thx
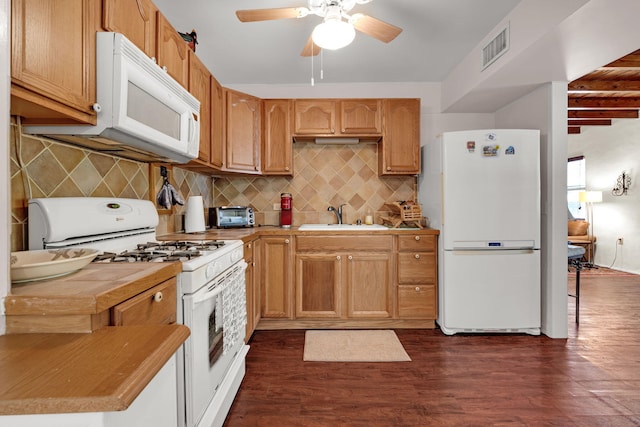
[225,270,640,426]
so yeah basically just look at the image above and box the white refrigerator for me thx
[419,129,541,335]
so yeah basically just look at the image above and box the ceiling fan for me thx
[236,0,402,56]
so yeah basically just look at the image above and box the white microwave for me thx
[25,32,200,163]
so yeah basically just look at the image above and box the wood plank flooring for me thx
[225,271,640,426]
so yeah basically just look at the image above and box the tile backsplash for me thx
[214,143,417,226]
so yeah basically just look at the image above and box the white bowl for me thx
[10,248,99,284]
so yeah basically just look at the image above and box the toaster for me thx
[210,206,255,228]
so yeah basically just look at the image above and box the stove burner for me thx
[93,240,224,263]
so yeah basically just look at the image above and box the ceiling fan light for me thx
[312,19,356,50]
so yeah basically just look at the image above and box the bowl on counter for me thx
[10,248,100,284]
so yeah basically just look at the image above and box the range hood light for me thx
[313,138,360,145]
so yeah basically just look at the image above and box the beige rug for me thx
[303,330,411,362]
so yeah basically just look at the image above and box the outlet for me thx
[617,237,624,245]
[273,203,281,211]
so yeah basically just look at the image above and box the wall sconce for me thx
[612,171,631,196]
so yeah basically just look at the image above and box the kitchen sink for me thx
[298,224,388,231]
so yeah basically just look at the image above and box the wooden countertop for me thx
[0,325,189,415]
[159,225,440,242]
[5,262,182,316]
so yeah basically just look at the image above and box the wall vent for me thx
[482,24,509,70]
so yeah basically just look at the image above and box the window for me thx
[567,156,585,219]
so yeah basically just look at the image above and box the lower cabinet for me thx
[260,235,293,319]
[244,238,261,341]
[295,235,393,319]
[396,234,438,319]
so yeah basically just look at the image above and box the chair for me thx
[568,219,596,264]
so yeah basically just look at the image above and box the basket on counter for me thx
[381,202,423,229]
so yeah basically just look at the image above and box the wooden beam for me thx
[600,50,640,68]
[568,127,581,134]
[568,97,640,109]
[568,119,611,126]
[568,110,639,119]
[568,80,640,92]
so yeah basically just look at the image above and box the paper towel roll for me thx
[184,196,206,233]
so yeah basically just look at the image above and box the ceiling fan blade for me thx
[236,7,307,22]
[351,14,402,43]
[301,35,321,57]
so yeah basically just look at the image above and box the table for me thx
[568,244,586,323]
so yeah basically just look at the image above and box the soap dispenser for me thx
[365,208,374,225]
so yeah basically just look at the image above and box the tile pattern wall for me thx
[9,118,213,251]
[214,143,417,226]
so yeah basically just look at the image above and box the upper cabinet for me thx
[102,0,157,58]
[155,12,189,88]
[293,99,382,137]
[379,99,421,176]
[188,51,211,163]
[262,99,293,175]
[11,0,100,125]
[224,89,262,174]
[209,74,225,170]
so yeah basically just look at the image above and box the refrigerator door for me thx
[441,129,540,250]
[439,249,541,335]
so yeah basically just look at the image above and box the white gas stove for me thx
[28,197,248,427]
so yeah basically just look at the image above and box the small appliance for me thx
[210,206,255,229]
[280,193,292,228]
[184,196,206,233]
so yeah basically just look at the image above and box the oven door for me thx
[182,263,246,427]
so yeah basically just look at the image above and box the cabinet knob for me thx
[336,255,341,261]
[414,254,420,259]
[285,167,290,171]
[341,129,345,133]
[153,292,164,303]
[284,239,290,244]
[348,255,353,260]
[387,166,391,171]
[414,236,421,241]
[415,287,421,293]
[248,243,252,249]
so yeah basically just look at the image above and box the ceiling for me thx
[153,0,521,85]
[568,50,640,134]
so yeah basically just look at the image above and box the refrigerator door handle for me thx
[450,249,537,255]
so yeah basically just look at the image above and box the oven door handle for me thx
[192,282,226,305]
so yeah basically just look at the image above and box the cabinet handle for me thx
[284,239,290,244]
[414,254,420,259]
[348,255,353,260]
[153,292,164,303]
[248,243,252,249]
[341,128,345,133]
[331,128,335,134]
[285,166,290,171]
[387,166,391,171]
[415,287,421,293]
[414,236,421,241]
[336,255,341,261]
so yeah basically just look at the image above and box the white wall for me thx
[1,0,10,334]
[568,119,640,274]
[495,82,569,339]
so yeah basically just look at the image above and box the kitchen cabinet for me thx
[156,12,189,88]
[396,234,437,319]
[10,0,100,125]
[225,89,262,174]
[244,238,261,340]
[262,99,293,175]
[210,74,225,169]
[260,235,293,319]
[293,99,382,137]
[102,0,157,58]
[379,98,421,175]
[188,51,211,163]
[112,278,177,326]
[295,235,393,319]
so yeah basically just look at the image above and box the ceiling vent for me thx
[482,24,509,70]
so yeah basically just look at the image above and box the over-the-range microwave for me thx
[24,32,200,163]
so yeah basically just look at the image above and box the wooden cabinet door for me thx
[11,0,99,124]
[244,239,261,340]
[293,99,336,135]
[346,253,392,318]
[261,236,292,318]
[156,12,188,88]
[263,99,293,175]
[295,253,342,318]
[103,0,157,58]
[225,89,261,173]
[379,99,420,175]
[188,51,211,163]
[397,284,436,318]
[340,99,382,134]
[112,278,177,326]
[210,74,225,169]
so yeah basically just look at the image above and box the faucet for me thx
[328,204,346,224]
